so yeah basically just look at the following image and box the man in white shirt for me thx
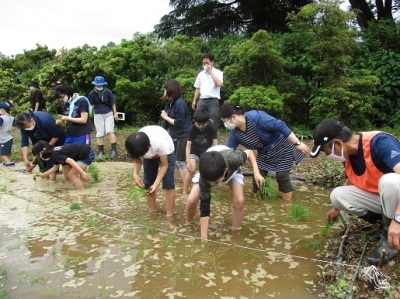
[192,54,223,130]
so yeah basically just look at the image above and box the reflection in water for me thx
[0,162,339,298]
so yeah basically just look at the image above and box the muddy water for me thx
[0,162,339,298]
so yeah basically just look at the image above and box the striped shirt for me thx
[236,118,304,172]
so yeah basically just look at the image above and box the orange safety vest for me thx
[345,131,384,194]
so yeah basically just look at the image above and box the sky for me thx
[0,0,171,56]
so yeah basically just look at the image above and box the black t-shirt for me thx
[52,143,91,165]
[63,98,92,137]
[187,124,218,157]
[30,90,45,111]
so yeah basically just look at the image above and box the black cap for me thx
[28,81,39,88]
[310,119,344,158]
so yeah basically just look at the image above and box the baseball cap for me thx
[0,101,11,112]
[310,119,344,158]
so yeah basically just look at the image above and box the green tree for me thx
[155,0,312,38]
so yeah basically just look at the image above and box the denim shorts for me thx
[143,153,175,189]
[77,148,95,166]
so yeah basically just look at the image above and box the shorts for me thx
[0,139,13,155]
[189,154,200,161]
[192,171,244,185]
[143,153,175,189]
[77,148,95,166]
[94,112,115,137]
[173,138,187,162]
[65,134,92,145]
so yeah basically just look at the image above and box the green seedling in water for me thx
[165,234,176,248]
[87,164,100,182]
[85,216,100,228]
[257,178,277,200]
[69,202,82,211]
[320,220,333,238]
[211,194,219,202]
[127,187,147,199]
[286,204,311,221]
[304,239,322,250]
[144,223,157,235]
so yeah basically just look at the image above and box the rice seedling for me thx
[85,216,100,228]
[211,194,219,202]
[69,202,82,211]
[18,271,44,285]
[127,187,147,199]
[304,239,322,250]
[87,163,100,182]
[164,234,176,248]
[0,183,7,192]
[286,204,311,221]
[320,220,333,238]
[257,178,277,200]
[0,264,7,278]
[144,223,157,235]
[169,261,182,275]
[64,256,84,268]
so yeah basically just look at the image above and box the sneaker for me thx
[3,162,15,167]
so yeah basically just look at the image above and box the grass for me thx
[320,220,333,238]
[257,178,277,200]
[69,202,82,211]
[87,163,100,182]
[127,187,147,199]
[304,239,322,250]
[85,216,100,228]
[164,234,176,248]
[18,271,44,285]
[286,204,311,221]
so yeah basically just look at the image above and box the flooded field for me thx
[0,162,340,298]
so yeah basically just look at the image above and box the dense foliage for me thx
[0,0,399,130]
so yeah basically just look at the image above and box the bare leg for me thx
[183,159,196,195]
[107,132,116,144]
[179,168,190,194]
[97,136,104,146]
[229,180,245,229]
[200,216,210,241]
[186,184,200,224]
[1,155,11,163]
[281,191,292,201]
[68,165,87,190]
[63,165,71,182]
[146,192,158,213]
[165,189,175,217]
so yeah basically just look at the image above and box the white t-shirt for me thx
[194,67,223,99]
[139,125,175,159]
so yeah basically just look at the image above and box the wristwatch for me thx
[294,140,301,146]
[394,214,400,224]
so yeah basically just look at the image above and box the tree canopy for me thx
[154,0,313,38]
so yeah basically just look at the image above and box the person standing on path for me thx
[88,76,119,158]
[191,54,223,130]
[28,81,45,112]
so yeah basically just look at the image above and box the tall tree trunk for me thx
[348,0,376,28]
